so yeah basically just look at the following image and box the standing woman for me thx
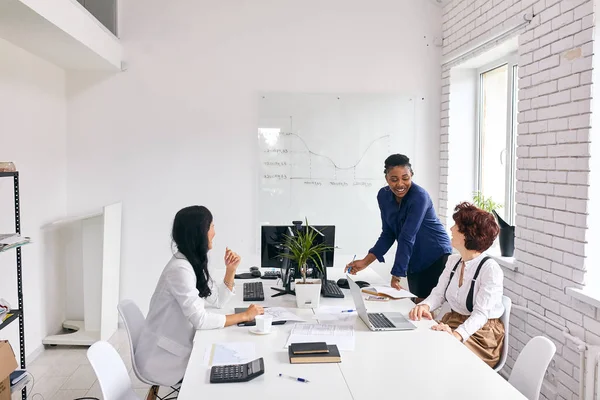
[347,154,452,301]
[135,205,264,386]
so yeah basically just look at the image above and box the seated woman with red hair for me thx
[409,202,504,367]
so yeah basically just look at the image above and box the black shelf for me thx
[0,171,26,400]
[0,310,21,331]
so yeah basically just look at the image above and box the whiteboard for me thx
[257,93,415,259]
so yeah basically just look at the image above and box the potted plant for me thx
[280,219,333,308]
[472,191,514,257]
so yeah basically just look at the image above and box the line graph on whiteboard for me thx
[257,93,416,250]
[260,126,391,187]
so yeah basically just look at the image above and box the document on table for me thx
[285,324,355,351]
[264,307,306,322]
[204,342,256,366]
[313,306,358,325]
[362,286,416,299]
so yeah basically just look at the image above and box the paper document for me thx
[313,306,358,325]
[204,342,256,366]
[285,324,355,351]
[362,286,415,299]
[264,307,306,322]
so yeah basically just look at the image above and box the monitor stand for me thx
[271,287,295,297]
[271,267,296,297]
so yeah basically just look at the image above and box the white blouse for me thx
[420,253,504,342]
[135,253,235,385]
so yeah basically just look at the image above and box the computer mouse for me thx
[250,270,261,278]
[250,266,259,271]
[336,278,349,289]
[355,280,370,288]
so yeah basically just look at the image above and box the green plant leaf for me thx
[472,191,503,213]
[278,219,334,283]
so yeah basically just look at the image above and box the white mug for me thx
[254,314,273,333]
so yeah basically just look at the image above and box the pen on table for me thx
[278,373,309,383]
[340,309,355,313]
[346,255,356,274]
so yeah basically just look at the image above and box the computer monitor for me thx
[260,224,335,270]
[260,226,294,269]
[307,225,335,269]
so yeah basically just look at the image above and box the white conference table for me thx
[178,267,526,400]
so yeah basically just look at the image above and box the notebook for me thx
[289,342,329,355]
[288,345,341,364]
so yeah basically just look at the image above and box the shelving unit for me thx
[0,171,26,400]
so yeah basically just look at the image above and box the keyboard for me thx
[321,280,345,298]
[243,282,265,301]
[260,270,281,280]
[368,313,395,328]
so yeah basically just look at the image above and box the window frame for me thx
[475,53,519,225]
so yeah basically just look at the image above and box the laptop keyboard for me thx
[368,313,395,328]
[243,282,265,301]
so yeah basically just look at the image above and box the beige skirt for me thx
[441,310,505,368]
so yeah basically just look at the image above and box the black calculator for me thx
[210,358,265,383]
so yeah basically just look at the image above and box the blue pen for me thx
[346,255,356,274]
[340,309,355,313]
[279,373,309,383]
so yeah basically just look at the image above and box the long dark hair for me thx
[172,206,213,298]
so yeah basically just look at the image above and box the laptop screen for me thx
[347,276,369,319]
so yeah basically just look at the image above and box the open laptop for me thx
[347,276,416,331]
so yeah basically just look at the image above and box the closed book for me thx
[290,342,329,355]
[288,345,341,364]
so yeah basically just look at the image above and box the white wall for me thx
[0,38,67,357]
[65,0,444,313]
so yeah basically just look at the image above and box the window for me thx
[477,56,518,225]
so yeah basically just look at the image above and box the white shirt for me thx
[421,253,504,342]
[135,253,234,385]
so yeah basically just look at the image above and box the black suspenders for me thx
[445,256,491,312]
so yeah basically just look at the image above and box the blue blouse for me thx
[369,183,452,277]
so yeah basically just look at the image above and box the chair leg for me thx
[154,385,180,400]
[146,386,159,400]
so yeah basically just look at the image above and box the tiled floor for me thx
[11,330,158,400]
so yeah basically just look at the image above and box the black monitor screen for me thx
[260,225,335,268]
[260,226,293,268]
[308,225,335,268]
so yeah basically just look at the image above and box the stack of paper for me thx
[285,324,355,351]
[204,342,256,366]
[313,306,357,325]
[264,307,306,322]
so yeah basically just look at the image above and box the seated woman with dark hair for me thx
[409,202,504,367]
[136,206,264,386]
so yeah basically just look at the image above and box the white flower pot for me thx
[294,278,322,309]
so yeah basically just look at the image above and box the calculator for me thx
[209,358,265,383]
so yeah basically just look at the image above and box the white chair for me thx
[118,300,179,400]
[509,336,556,400]
[494,295,511,372]
[87,341,140,400]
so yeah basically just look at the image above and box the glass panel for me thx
[480,64,509,217]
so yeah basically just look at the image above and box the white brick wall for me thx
[441,1,596,399]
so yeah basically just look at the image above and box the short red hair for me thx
[452,202,500,252]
